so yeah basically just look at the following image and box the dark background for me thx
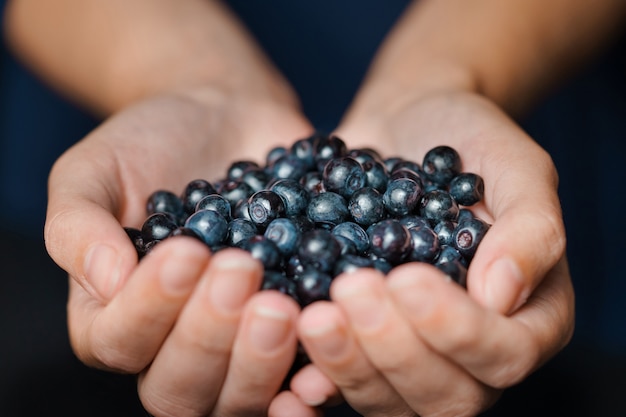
[2,1,626,416]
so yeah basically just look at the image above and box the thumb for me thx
[44,155,140,303]
[465,143,566,315]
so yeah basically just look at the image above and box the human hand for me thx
[44,88,312,416]
[274,91,574,416]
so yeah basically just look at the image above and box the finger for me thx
[68,237,209,372]
[289,364,342,408]
[387,260,574,388]
[454,107,566,314]
[45,145,144,302]
[213,290,300,416]
[268,391,323,417]
[298,300,413,417]
[137,249,263,417]
[330,269,497,416]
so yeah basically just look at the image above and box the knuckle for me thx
[486,342,539,389]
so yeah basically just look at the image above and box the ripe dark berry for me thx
[322,156,366,199]
[367,219,411,265]
[437,259,468,288]
[334,254,375,277]
[226,218,258,247]
[307,192,349,226]
[218,180,254,207]
[433,220,457,246]
[248,190,286,229]
[181,179,217,215]
[314,134,348,172]
[453,217,490,259]
[383,178,423,217]
[264,218,301,257]
[261,270,299,301]
[298,229,342,273]
[348,187,385,227]
[270,179,310,217]
[141,212,179,242]
[146,190,185,222]
[294,266,333,307]
[420,190,460,223]
[227,160,259,181]
[184,209,229,248]
[195,194,232,220]
[331,222,370,255]
[124,227,146,259]
[240,235,282,271]
[241,168,270,193]
[407,225,440,263]
[422,145,462,186]
[449,172,485,206]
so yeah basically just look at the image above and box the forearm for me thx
[3,0,297,116]
[346,0,626,120]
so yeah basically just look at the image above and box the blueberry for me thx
[334,254,375,277]
[367,219,411,265]
[383,178,423,217]
[449,173,485,206]
[407,225,440,263]
[398,215,431,230]
[367,252,394,274]
[270,179,310,217]
[294,266,333,307]
[437,259,468,288]
[391,159,423,176]
[334,235,357,256]
[422,145,462,186]
[232,199,253,221]
[227,160,259,181]
[226,218,258,247]
[241,168,270,193]
[289,214,315,233]
[290,136,317,171]
[361,160,389,193]
[124,227,145,259]
[299,171,326,197]
[195,194,232,220]
[285,254,305,278]
[218,179,254,207]
[141,212,179,242]
[298,229,342,273]
[313,134,347,172]
[322,156,366,199]
[383,157,404,174]
[267,153,309,181]
[332,222,370,255]
[248,190,286,229]
[457,208,475,224]
[389,167,424,185]
[264,218,301,257]
[307,192,349,226]
[453,217,490,259]
[169,226,204,243]
[266,146,288,167]
[184,209,229,248]
[261,270,299,301]
[419,190,460,223]
[435,244,467,267]
[181,179,217,215]
[146,190,185,222]
[433,220,457,246]
[239,235,282,270]
[348,187,385,227]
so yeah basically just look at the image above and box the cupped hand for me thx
[279,91,574,417]
[44,88,312,416]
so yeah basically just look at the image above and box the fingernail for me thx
[84,244,122,299]
[159,249,204,295]
[209,254,261,315]
[250,305,292,353]
[485,258,525,314]
[301,321,347,359]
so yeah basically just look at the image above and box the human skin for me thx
[5,0,626,416]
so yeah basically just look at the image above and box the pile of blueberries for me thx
[125,133,490,308]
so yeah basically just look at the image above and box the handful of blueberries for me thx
[125,133,490,308]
